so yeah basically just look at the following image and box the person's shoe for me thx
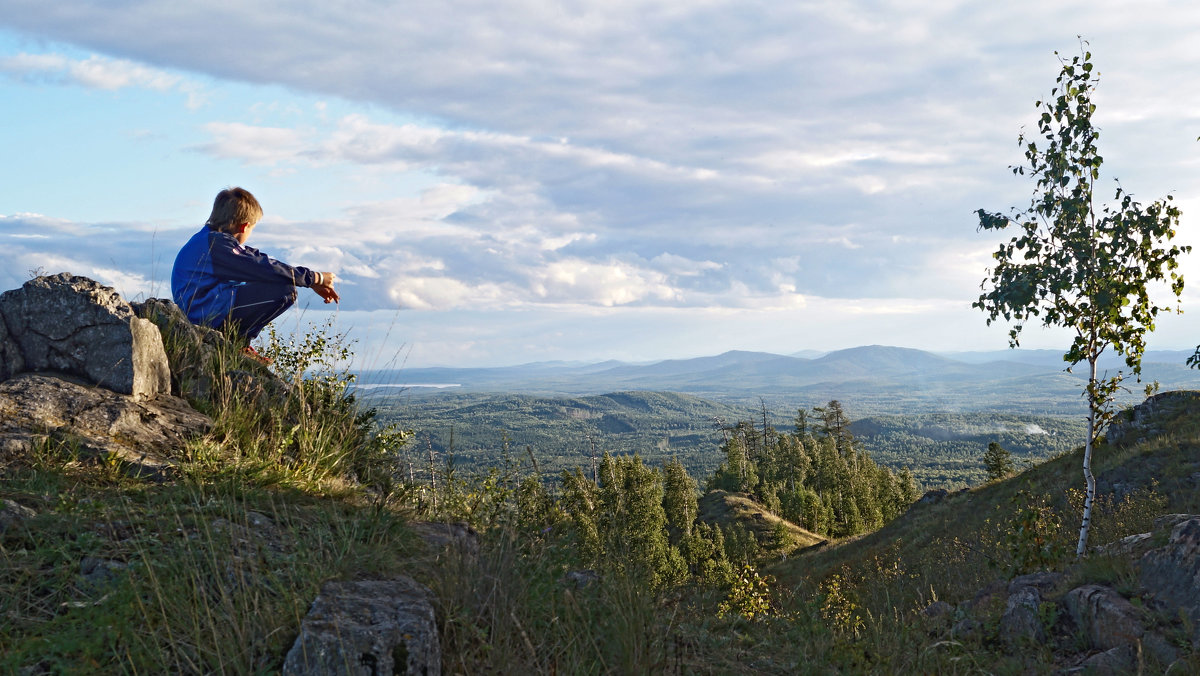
[241,345,273,365]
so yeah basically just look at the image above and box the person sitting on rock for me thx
[171,187,339,362]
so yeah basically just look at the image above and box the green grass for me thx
[0,460,423,673]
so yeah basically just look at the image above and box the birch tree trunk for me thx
[1076,357,1098,557]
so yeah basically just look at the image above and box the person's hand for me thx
[313,272,340,304]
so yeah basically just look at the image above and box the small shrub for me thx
[1001,490,1068,575]
[820,566,864,638]
[718,564,776,622]
[1066,481,1167,548]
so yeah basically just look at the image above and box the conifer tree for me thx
[597,453,682,586]
[983,441,1015,482]
[662,457,699,545]
[560,467,601,562]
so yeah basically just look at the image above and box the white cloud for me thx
[387,276,506,310]
[0,51,204,105]
[650,253,723,276]
[531,259,678,307]
[198,122,310,165]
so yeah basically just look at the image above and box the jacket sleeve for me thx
[208,232,319,288]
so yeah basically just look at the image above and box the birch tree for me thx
[974,45,1187,557]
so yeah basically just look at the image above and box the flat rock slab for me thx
[284,577,440,676]
[0,373,210,479]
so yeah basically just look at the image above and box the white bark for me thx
[1076,357,1098,558]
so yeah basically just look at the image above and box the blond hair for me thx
[206,187,263,234]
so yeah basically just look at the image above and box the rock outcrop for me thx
[283,577,441,676]
[0,373,208,479]
[0,274,170,399]
[999,572,1062,647]
[942,515,1200,673]
[1139,516,1200,647]
[1107,390,1200,447]
[1063,584,1145,652]
[133,297,230,403]
[0,274,213,479]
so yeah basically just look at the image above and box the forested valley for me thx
[366,389,1087,489]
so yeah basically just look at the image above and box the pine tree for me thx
[560,467,601,563]
[983,441,1015,481]
[597,453,681,586]
[662,457,699,545]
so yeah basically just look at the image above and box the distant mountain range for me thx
[358,345,1200,415]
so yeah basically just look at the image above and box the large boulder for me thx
[283,577,440,676]
[999,572,1062,647]
[1063,584,1145,652]
[0,274,170,399]
[132,297,224,402]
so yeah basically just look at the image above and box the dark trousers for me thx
[222,282,297,341]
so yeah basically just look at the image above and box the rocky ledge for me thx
[0,273,463,674]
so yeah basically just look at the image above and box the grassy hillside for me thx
[698,490,826,553]
[6,317,1199,673]
[754,393,1200,672]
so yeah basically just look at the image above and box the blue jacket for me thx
[171,226,319,326]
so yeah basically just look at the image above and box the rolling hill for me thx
[360,344,1200,415]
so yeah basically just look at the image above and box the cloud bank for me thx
[2,1,1200,365]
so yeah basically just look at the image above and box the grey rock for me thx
[0,433,39,465]
[132,298,225,402]
[1098,531,1153,558]
[1138,516,1200,646]
[999,584,1046,646]
[1009,571,1063,594]
[1073,644,1137,675]
[0,304,22,381]
[79,557,128,590]
[918,488,949,505]
[0,373,211,479]
[0,498,36,533]
[951,617,981,639]
[133,298,295,409]
[0,274,170,399]
[1064,584,1144,651]
[921,600,953,619]
[997,572,1063,649]
[962,578,1008,615]
[1107,391,1200,447]
[564,569,601,589]
[1153,513,1195,534]
[1166,658,1200,675]
[283,578,440,676]
[1142,631,1180,667]
[410,521,479,562]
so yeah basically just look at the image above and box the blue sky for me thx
[2,1,1200,368]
